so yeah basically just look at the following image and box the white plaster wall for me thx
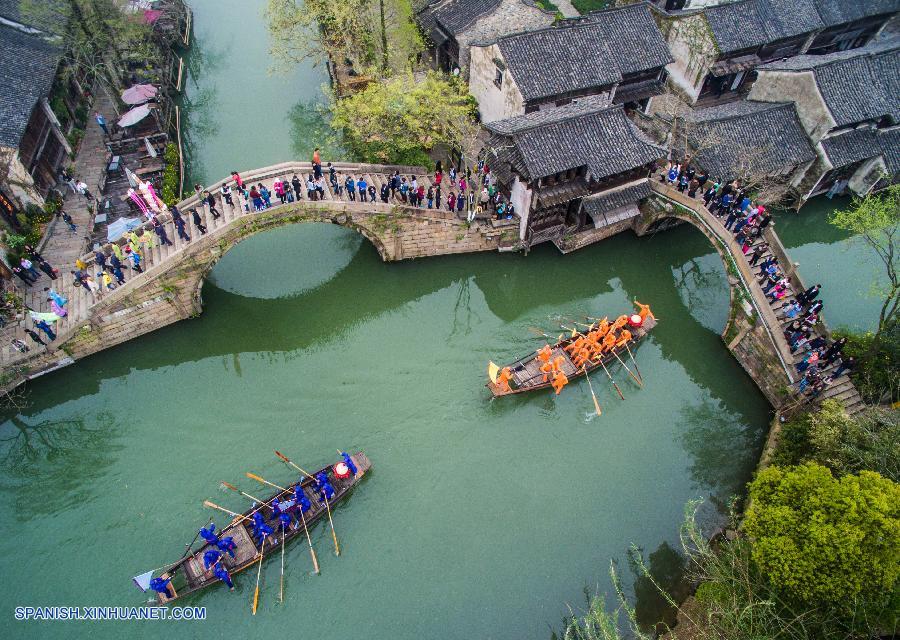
[469,44,526,122]
[1,145,45,209]
[848,156,886,195]
[663,13,717,102]
[749,70,836,143]
[510,176,532,240]
[458,0,555,75]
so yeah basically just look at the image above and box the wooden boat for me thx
[487,316,657,397]
[152,452,371,603]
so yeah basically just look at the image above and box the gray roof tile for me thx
[704,0,823,54]
[484,97,664,182]
[761,40,900,126]
[820,127,880,168]
[582,180,652,216]
[813,0,900,28]
[491,2,671,103]
[687,100,817,178]
[877,126,900,177]
[431,0,502,35]
[0,23,61,148]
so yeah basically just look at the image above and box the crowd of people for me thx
[661,161,853,403]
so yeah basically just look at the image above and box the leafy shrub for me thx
[833,329,900,404]
[160,143,180,206]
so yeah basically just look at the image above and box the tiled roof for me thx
[582,180,651,217]
[0,0,67,35]
[490,2,671,103]
[812,0,900,27]
[820,128,880,169]
[760,40,900,126]
[0,24,61,148]
[431,0,501,36]
[484,97,664,182]
[687,100,817,178]
[704,0,823,54]
[877,126,900,177]
[496,24,620,102]
[571,3,673,76]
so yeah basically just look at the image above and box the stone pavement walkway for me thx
[0,89,113,362]
[556,0,579,18]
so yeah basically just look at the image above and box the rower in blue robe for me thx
[203,549,222,570]
[269,497,284,522]
[340,451,358,476]
[251,511,274,544]
[315,472,335,502]
[216,536,237,558]
[213,562,235,590]
[149,576,174,599]
[199,523,220,546]
[294,485,312,513]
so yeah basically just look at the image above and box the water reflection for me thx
[288,98,346,161]
[0,412,119,521]
[630,541,689,634]
[677,398,766,511]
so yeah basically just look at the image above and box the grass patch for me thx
[572,0,613,14]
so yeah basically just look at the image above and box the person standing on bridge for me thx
[230,171,244,190]
[191,208,207,235]
[204,191,220,219]
[312,148,322,177]
[291,174,303,201]
[328,163,339,193]
[345,175,355,201]
[221,183,234,208]
[357,176,368,202]
[380,183,389,203]
[796,284,821,308]
[153,218,173,246]
[274,177,286,205]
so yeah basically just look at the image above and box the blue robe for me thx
[149,577,171,596]
[341,451,358,476]
[200,524,220,546]
[203,549,222,569]
[213,563,234,589]
[294,486,312,513]
[216,536,236,558]
[315,472,335,502]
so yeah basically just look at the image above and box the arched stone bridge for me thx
[1,162,517,390]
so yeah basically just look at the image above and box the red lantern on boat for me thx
[333,462,351,479]
[628,314,643,328]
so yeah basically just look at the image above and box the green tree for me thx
[330,71,477,165]
[774,400,900,481]
[744,463,900,617]
[829,184,900,348]
[265,0,421,76]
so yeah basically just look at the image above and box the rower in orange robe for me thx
[594,317,610,337]
[564,335,586,355]
[551,355,566,375]
[574,345,591,368]
[634,300,655,322]
[540,360,554,382]
[611,315,629,332]
[615,329,632,349]
[497,367,513,392]
[551,371,569,395]
[537,344,552,363]
[601,331,618,353]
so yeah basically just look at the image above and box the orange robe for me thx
[616,329,632,349]
[634,300,655,322]
[537,345,552,363]
[497,367,513,392]
[551,371,569,395]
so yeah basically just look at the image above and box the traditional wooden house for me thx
[482,97,664,252]
[659,0,899,107]
[748,39,900,199]
[681,100,817,198]
[415,0,554,76]
[0,21,69,219]
[469,2,673,122]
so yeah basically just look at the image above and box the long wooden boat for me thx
[152,452,371,603]
[487,316,657,397]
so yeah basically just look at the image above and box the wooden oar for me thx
[274,452,340,557]
[528,327,564,342]
[597,358,626,401]
[298,506,320,575]
[181,516,214,559]
[612,350,643,387]
[203,500,254,525]
[246,472,290,492]
[624,342,643,382]
[582,365,602,416]
[252,536,269,615]
[279,522,286,603]
[221,482,279,512]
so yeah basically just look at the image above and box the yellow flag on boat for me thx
[571,327,578,338]
[487,361,500,384]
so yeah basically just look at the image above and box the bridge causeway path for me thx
[1,162,514,389]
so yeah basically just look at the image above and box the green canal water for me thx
[0,1,784,637]
[0,223,771,639]
[774,196,887,333]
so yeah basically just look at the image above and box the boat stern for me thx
[351,452,372,477]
